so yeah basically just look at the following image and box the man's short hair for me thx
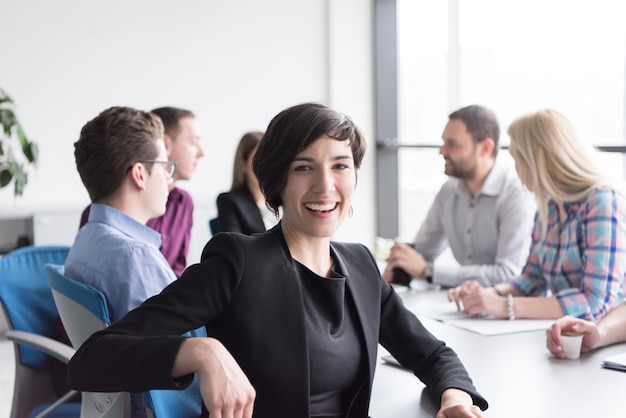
[74,106,164,202]
[151,107,195,139]
[449,105,500,157]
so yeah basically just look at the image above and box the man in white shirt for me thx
[382,105,535,287]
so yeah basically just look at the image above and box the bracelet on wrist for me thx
[507,294,515,320]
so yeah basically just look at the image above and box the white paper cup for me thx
[561,332,584,360]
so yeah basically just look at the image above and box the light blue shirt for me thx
[414,158,536,287]
[65,203,176,322]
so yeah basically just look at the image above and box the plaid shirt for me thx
[512,187,626,321]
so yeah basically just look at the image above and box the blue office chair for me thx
[45,264,130,418]
[46,264,205,418]
[143,316,206,417]
[0,245,81,418]
[143,375,203,418]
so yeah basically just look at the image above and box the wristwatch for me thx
[424,263,434,283]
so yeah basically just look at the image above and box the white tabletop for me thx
[369,286,626,417]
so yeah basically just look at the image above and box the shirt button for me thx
[467,254,472,260]
[467,228,472,234]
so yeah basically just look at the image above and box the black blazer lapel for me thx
[330,243,380,396]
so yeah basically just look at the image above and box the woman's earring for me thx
[348,206,354,219]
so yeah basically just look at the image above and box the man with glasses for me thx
[66,106,180,418]
[79,106,204,277]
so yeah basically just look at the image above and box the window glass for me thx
[396,0,626,239]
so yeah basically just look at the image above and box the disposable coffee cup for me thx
[561,332,584,360]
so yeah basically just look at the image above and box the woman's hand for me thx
[173,338,256,418]
[546,316,601,358]
[437,388,487,417]
[447,281,507,318]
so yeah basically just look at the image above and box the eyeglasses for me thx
[138,160,177,179]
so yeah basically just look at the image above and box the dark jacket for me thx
[68,225,488,417]
[215,185,266,235]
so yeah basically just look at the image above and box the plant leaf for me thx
[0,108,17,136]
[16,124,37,163]
[0,168,12,187]
[13,169,27,196]
[27,142,39,164]
[0,89,37,197]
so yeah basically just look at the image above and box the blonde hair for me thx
[507,109,610,236]
[231,131,264,190]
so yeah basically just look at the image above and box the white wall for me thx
[0,0,376,263]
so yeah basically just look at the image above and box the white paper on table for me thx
[410,300,471,321]
[412,300,554,336]
[391,280,440,294]
[443,318,555,336]
[602,352,626,372]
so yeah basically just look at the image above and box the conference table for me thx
[368,284,625,417]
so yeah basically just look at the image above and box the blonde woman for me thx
[448,109,626,321]
[215,131,279,234]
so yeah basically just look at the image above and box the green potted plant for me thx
[0,88,38,196]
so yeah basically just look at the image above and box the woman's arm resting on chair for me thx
[172,338,256,418]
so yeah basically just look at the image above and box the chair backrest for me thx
[45,264,205,418]
[0,245,77,418]
[45,264,110,348]
[45,263,131,418]
[143,375,203,418]
[143,328,206,417]
[0,245,70,369]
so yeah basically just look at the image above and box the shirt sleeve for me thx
[435,182,535,287]
[152,188,194,277]
[95,243,176,322]
[555,189,626,320]
[511,213,546,295]
[513,188,626,321]
[413,187,450,261]
[378,276,488,410]
[68,234,242,393]
[175,193,194,275]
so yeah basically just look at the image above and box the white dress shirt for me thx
[413,157,536,287]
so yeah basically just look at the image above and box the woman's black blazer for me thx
[215,185,266,235]
[69,225,488,417]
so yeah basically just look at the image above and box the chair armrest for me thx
[6,329,75,363]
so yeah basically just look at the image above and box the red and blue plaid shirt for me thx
[513,186,626,321]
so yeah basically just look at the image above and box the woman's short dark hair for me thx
[253,102,366,215]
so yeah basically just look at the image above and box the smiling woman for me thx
[68,102,489,418]
[280,136,355,245]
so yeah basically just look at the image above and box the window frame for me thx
[374,0,626,239]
